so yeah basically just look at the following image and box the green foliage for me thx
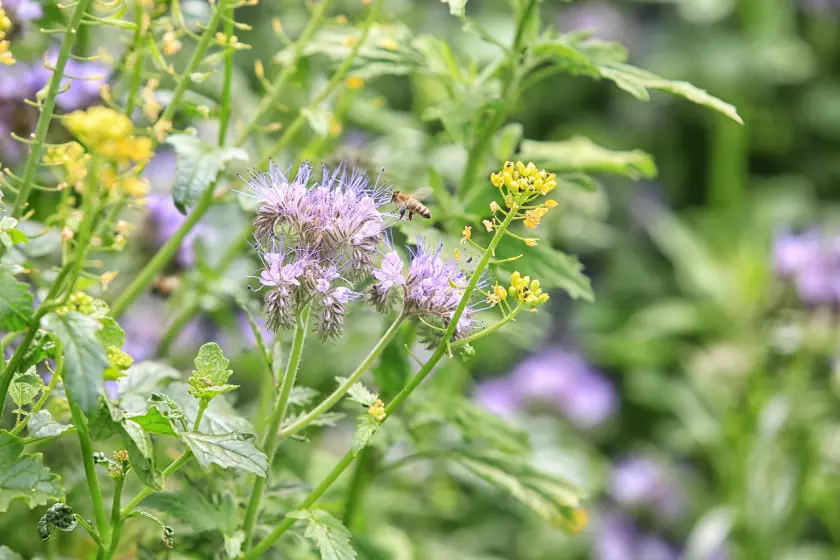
[441,0,468,18]
[497,244,593,301]
[181,432,268,477]
[166,134,248,214]
[188,343,238,401]
[128,407,177,436]
[0,431,63,512]
[120,418,163,489]
[336,376,378,407]
[351,414,381,456]
[518,137,657,181]
[9,366,43,413]
[26,411,70,439]
[143,488,236,534]
[0,265,33,331]
[287,509,357,560]
[43,312,108,415]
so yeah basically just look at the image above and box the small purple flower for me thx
[772,228,840,305]
[610,455,684,520]
[372,251,405,291]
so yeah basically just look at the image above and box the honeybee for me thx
[151,275,181,298]
[391,187,432,221]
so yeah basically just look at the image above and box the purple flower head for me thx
[473,377,523,418]
[246,160,388,341]
[369,240,480,344]
[610,455,684,520]
[510,346,617,429]
[44,49,110,112]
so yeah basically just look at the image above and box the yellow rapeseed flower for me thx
[0,4,14,66]
[461,225,472,243]
[64,107,153,166]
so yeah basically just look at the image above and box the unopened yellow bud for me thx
[545,199,558,208]
[461,225,472,242]
[335,15,348,24]
[524,238,537,247]
[454,248,461,261]
[254,59,264,79]
[345,75,364,90]
[367,399,386,421]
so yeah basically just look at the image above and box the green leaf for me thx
[351,414,381,456]
[36,502,77,542]
[518,137,657,181]
[452,450,584,532]
[167,382,254,435]
[441,0,467,18]
[497,244,593,301]
[188,343,238,401]
[287,509,357,560]
[181,432,268,477]
[373,325,412,400]
[288,387,319,408]
[166,134,248,214]
[27,411,70,439]
[128,407,176,436]
[0,265,33,331]
[224,531,245,559]
[120,419,163,490]
[301,107,331,138]
[0,431,64,512]
[88,398,124,440]
[441,395,531,455]
[335,376,378,407]
[143,489,235,533]
[596,63,743,124]
[43,312,108,415]
[9,366,43,409]
[117,361,181,414]
[97,317,125,348]
[492,122,524,162]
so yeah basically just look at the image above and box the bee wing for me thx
[409,186,433,202]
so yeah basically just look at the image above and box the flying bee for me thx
[391,187,432,221]
[151,275,181,298]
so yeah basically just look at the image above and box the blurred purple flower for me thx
[772,228,840,305]
[799,0,840,13]
[0,62,49,164]
[144,192,203,268]
[594,510,679,560]
[610,455,684,520]
[558,0,633,45]
[3,0,43,23]
[473,377,522,418]
[238,311,274,349]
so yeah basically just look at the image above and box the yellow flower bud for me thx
[461,225,472,242]
[345,76,364,89]
[524,238,537,247]
[545,199,558,208]
[490,200,500,213]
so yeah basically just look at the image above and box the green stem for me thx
[241,305,311,550]
[233,0,333,146]
[75,515,104,549]
[65,347,110,549]
[123,1,147,117]
[451,305,522,348]
[218,5,235,145]
[109,183,215,318]
[11,0,93,219]
[11,368,60,436]
[277,313,404,439]
[342,447,373,531]
[193,401,208,431]
[104,473,126,559]
[246,206,517,558]
[119,451,193,518]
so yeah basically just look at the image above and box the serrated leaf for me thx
[288,387,319,407]
[97,317,125,348]
[336,376,378,407]
[452,450,583,532]
[351,414,380,456]
[120,419,163,490]
[442,395,531,455]
[117,361,181,414]
[498,244,593,301]
[27,411,70,439]
[596,63,743,124]
[166,134,248,214]
[0,431,64,512]
[88,398,124,440]
[128,407,176,436]
[288,509,357,560]
[182,432,268,477]
[43,312,108,415]
[143,489,235,533]
[189,343,238,401]
[0,265,33,331]
[9,366,43,408]
[519,137,657,181]
[440,0,467,17]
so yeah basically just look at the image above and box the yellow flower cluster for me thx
[64,106,153,167]
[509,271,549,310]
[0,3,13,66]
[490,161,557,196]
[486,283,509,306]
[523,207,548,228]
[44,140,149,199]
[367,399,386,421]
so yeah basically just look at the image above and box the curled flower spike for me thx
[246,161,390,341]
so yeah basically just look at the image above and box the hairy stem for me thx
[104,472,126,559]
[241,305,311,550]
[218,5,235,145]
[246,208,518,558]
[119,451,193,518]
[75,515,104,549]
[10,0,93,218]
[123,1,147,117]
[278,313,404,439]
[64,343,110,549]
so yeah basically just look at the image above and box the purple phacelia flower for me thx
[369,240,480,344]
[246,160,388,341]
[610,455,684,520]
[144,192,204,268]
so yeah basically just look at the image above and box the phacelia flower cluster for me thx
[369,241,480,343]
[247,160,389,341]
